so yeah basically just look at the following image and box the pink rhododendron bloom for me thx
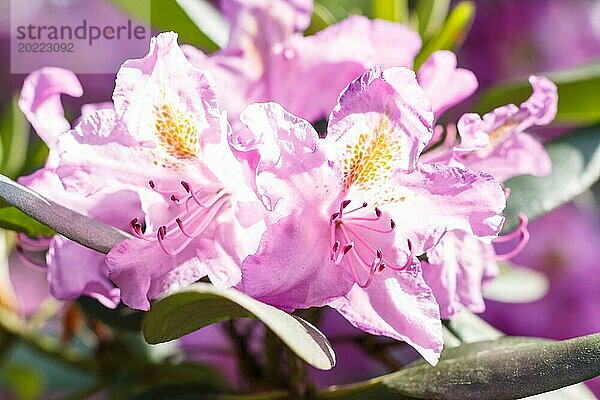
[454,75,556,181]
[16,67,130,308]
[55,33,265,310]
[185,0,421,126]
[232,66,506,364]
[420,75,558,318]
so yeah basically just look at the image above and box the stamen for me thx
[344,206,382,222]
[130,218,154,241]
[348,218,395,234]
[339,199,352,217]
[494,213,530,260]
[344,202,368,215]
[149,180,183,194]
[328,200,413,287]
[133,178,230,256]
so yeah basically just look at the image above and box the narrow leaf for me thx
[0,206,55,237]
[414,1,475,69]
[476,62,600,125]
[0,96,30,178]
[372,0,408,23]
[142,283,336,370]
[502,125,600,232]
[415,0,450,39]
[305,2,338,35]
[0,174,130,253]
[383,333,600,399]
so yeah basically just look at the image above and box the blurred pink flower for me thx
[185,0,422,127]
[455,75,556,181]
[420,75,557,319]
[417,50,478,119]
[233,66,505,364]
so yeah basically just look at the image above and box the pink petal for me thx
[269,16,421,122]
[113,32,224,150]
[462,132,552,182]
[417,50,478,118]
[235,102,332,213]
[239,213,354,310]
[454,75,556,181]
[423,232,497,319]
[18,67,83,161]
[388,163,506,255]
[329,264,443,365]
[107,237,210,310]
[222,0,312,48]
[327,66,434,173]
[47,236,120,309]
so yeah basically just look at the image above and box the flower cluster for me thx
[15,0,557,365]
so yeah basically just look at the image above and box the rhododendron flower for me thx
[420,76,558,318]
[54,33,265,310]
[454,75,556,181]
[184,0,421,126]
[232,66,506,364]
[15,67,131,308]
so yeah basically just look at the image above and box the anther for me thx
[158,226,167,240]
[343,243,354,255]
[332,241,340,253]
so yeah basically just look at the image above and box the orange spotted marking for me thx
[153,103,199,159]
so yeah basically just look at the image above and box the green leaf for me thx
[0,206,55,236]
[17,137,49,178]
[305,2,338,35]
[475,62,600,125]
[0,96,30,179]
[110,0,224,52]
[382,333,600,399]
[415,0,450,40]
[0,173,130,252]
[482,262,549,303]
[372,0,408,23]
[502,125,600,232]
[0,364,44,400]
[414,1,475,69]
[142,283,336,370]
